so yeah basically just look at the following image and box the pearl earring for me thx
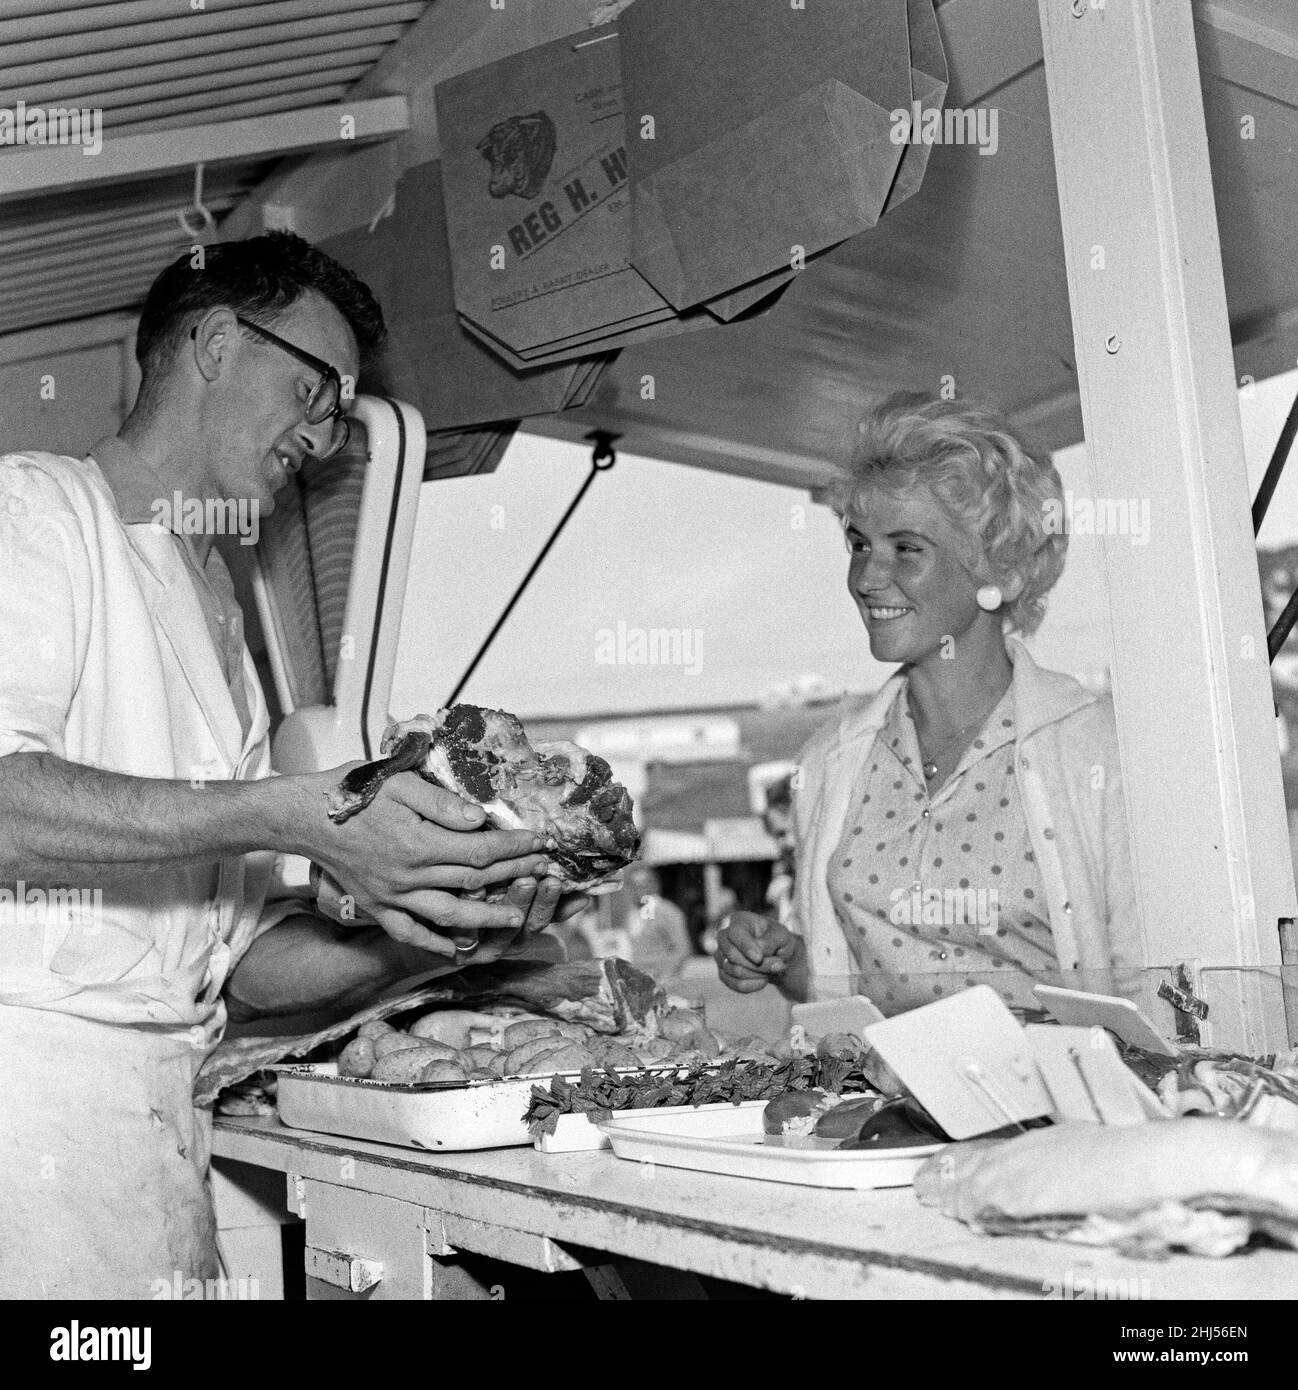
[976,585,1003,611]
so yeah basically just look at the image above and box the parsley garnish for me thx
[523,1056,875,1138]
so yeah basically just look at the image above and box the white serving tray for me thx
[535,1100,758,1153]
[599,1102,943,1188]
[276,1063,543,1151]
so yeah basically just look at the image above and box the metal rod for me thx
[1067,1046,1105,1122]
[959,1059,1028,1134]
[445,433,618,707]
[1252,385,1298,534]
[1268,583,1298,662]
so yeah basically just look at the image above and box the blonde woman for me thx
[717,393,1141,1012]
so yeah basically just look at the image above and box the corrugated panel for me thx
[0,0,432,336]
[0,1,427,134]
[0,161,276,334]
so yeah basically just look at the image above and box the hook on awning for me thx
[176,163,216,240]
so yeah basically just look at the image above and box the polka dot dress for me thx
[826,685,1054,1014]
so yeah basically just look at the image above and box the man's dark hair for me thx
[133,231,387,407]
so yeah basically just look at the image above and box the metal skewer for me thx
[959,1058,1029,1133]
[1067,1045,1106,1122]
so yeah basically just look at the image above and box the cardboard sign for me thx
[435,24,679,362]
[621,0,916,311]
[457,298,717,371]
[703,266,797,323]
[1032,984,1179,1058]
[321,161,610,430]
[792,996,887,1040]
[864,986,1054,1140]
[883,0,951,215]
[1026,1024,1170,1125]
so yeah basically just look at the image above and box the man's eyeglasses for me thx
[194,316,353,459]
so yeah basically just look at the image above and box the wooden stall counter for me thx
[212,1116,1292,1301]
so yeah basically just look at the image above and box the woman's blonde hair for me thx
[830,391,1068,635]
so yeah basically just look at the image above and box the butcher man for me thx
[0,232,579,1298]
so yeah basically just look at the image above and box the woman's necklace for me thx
[910,701,985,781]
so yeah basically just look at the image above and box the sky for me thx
[390,369,1298,720]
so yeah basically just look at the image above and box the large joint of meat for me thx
[326,704,641,892]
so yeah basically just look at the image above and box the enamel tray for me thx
[598,1102,942,1188]
[275,1063,543,1151]
[276,1062,738,1154]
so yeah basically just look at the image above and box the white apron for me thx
[0,1015,217,1299]
[0,450,283,1298]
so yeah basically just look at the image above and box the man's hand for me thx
[458,877,592,964]
[382,882,592,977]
[283,764,560,957]
[716,911,807,996]
[496,877,592,939]
[0,747,591,967]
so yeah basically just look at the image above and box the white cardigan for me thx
[790,639,1143,1000]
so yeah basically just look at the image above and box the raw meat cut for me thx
[327,704,641,892]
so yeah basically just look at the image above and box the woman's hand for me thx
[716,912,805,994]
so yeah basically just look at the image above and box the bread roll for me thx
[338,1037,377,1078]
[371,1032,426,1060]
[409,1009,490,1049]
[418,1059,470,1085]
[503,1036,571,1076]
[530,1042,598,1073]
[373,1033,459,1062]
[357,1019,396,1040]
[372,1047,461,1083]
[462,1045,500,1070]
[500,1019,567,1050]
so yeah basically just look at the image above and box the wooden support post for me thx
[1037,0,1294,1051]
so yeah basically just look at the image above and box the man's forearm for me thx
[0,751,298,879]
[223,914,456,1021]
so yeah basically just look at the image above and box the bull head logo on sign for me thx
[477,112,558,200]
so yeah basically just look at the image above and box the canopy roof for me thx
[4,1,1294,490]
[528,0,1298,483]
